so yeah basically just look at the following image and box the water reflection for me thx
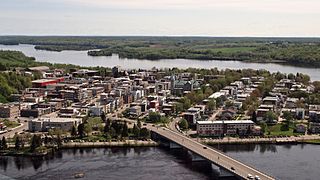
[213,143,278,153]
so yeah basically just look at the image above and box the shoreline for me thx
[200,135,320,145]
[61,140,159,149]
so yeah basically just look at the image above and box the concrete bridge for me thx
[148,125,275,180]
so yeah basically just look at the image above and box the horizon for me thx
[1,0,320,37]
[1,35,320,38]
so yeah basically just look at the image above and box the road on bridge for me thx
[148,125,275,180]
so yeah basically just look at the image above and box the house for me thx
[263,96,280,106]
[309,122,320,134]
[219,109,237,120]
[295,124,307,133]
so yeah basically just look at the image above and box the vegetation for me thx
[178,119,189,130]
[147,112,170,124]
[0,119,20,128]
[1,36,320,67]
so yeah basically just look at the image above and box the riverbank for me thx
[200,135,320,145]
[61,140,159,148]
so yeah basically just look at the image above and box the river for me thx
[0,144,319,180]
[0,44,319,81]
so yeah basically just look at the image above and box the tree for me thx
[178,118,189,130]
[71,126,77,137]
[282,111,293,131]
[78,123,85,138]
[140,128,150,139]
[1,137,7,150]
[110,127,116,138]
[251,111,257,123]
[246,126,252,135]
[104,118,111,134]
[122,122,129,138]
[30,135,42,152]
[148,112,161,122]
[207,99,216,111]
[15,136,21,150]
[56,136,62,148]
[100,112,106,122]
[137,119,142,129]
[84,123,92,135]
[264,111,277,123]
[133,124,140,137]
[259,122,268,134]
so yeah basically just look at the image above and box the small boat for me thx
[74,172,85,178]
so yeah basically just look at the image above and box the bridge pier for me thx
[188,150,207,162]
[169,142,182,149]
[211,164,236,178]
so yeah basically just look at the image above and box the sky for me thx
[0,0,319,37]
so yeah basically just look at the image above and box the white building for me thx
[28,118,82,132]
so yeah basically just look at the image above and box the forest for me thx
[1,36,320,67]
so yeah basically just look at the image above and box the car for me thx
[143,123,147,126]
[203,147,207,149]
[230,167,235,171]
[152,125,155,127]
[254,175,260,180]
[247,174,254,179]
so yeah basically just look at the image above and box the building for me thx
[32,78,64,88]
[88,106,104,117]
[0,103,20,118]
[309,122,320,134]
[28,117,82,132]
[129,106,142,116]
[197,120,255,136]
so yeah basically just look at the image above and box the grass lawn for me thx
[0,119,20,128]
[267,123,303,136]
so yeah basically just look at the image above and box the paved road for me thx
[0,122,27,139]
[149,125,275,180]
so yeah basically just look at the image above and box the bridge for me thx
[147,124,275,180]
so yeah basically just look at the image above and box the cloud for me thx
[42,0,320,14]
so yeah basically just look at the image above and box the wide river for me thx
[0,144,319,180]
[0,44,319,81]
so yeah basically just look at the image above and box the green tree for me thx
[251,111,257,123]
[140,128,150,139]
[264,111,278,123]
[132,124,140,137]
[15,136,21,150]
[30,135,42,152]
[100,112,106,122]
[78,123,85,138]
[122,122,129,138]
[259,122,268,135]
[1,137,7,150]
[137,119,142,129]
[178,118,189,130]
[71,126,77,137]
[84,123,92,135]
[207,99,216,111]
[104,118,111,133]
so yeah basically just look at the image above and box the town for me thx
[0,65,320,154]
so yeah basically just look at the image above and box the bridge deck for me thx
[150,126,275,180]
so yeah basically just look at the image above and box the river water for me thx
[0,144,319,180]
[0,44,319,81]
